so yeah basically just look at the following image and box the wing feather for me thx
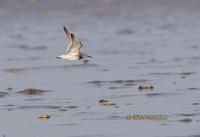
[67,32,83,56]
[63,26,73,54]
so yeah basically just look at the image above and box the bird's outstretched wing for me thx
[68,30,83,55]
[63,26,73,54]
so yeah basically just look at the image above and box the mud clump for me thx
[7,68,22,74]
[59,106,68,112]
[99,99,117,106]
[59,106,78,111]
[17,88,50,95]
[38,114,50,120]
[138,84,154,91]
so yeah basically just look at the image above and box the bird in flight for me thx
[57,26,93,61]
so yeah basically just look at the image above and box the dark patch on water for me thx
[6,87,13,91]
[146,72,195,76]
[125,83,135,86]
[192,103,200,106]
[178,118,193,123]
[117,28,134,35]
[24,98,44,101]
[0,92,8,98]
[29,56,41,60]
[65,106,78,109]
[177,113,200,117]
[181,72,195,75]
[17,105,78,110]
[6,56,41,61]
[18,105,60,110]
[87,80,105,87]
[159,24,177,31]
[146,93,174,97]
[87,80,105,84]
[191,56,200,60]
[110,80,139,84]
[87,79,148,89]
[101,69,109,72]
[2,104,16,111]
[83,59,89,65]
[188,135,200,137]
[10,34,24,40]
[108,86,129,90]
[2,104,16,107]
[187,88,200,91]
[176,88,200,92]
[9,44,47,51]
[17,88,50,96]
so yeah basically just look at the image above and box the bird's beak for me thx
[56,56,61,59]
[87,55,93,58]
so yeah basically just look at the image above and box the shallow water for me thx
[0,0,200,137]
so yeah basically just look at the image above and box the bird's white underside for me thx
[58,54,79,60]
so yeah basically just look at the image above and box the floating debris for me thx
[59,107,68,112]
[58,105,78,111]
[7,68,22,74]
[99,99,116,106]
[38,114,50,120]
[99,99,110,103]
[17,88,50,95]
[138,84,154,91]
